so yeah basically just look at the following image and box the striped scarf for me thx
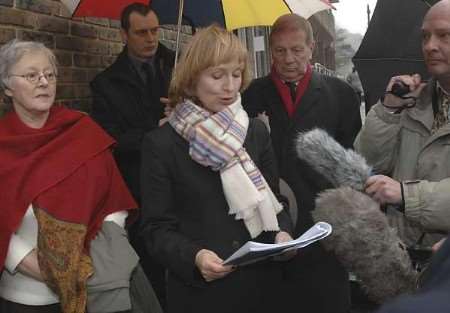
[169,95,282,238]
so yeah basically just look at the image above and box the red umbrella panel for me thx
[61,0,148,20]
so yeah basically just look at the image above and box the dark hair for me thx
[120,2,155,31]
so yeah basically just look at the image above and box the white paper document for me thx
[223,222,332,266]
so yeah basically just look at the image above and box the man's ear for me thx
[4,88,12,97]
[309,40,316,56]
[120,28,128,44]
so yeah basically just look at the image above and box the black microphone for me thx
[313,187,418,303]
[295,128,371,191]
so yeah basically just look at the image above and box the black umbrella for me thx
[353,0,438,112]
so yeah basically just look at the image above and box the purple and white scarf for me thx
[169,95,282,238]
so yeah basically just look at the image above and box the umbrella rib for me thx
[282,0,293,13]
[219,0,227,29]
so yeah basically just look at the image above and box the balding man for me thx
[355,0,450,255]
[243,14,361,313]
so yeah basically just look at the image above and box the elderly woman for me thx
[139,25,294,313]
[0,40,140,313]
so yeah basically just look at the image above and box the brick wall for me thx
[0,0,189,113]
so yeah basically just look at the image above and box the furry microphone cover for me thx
[313,187,417,303]
[296,129,417,303]
[296,128,371,191]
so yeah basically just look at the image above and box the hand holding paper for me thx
[223,222,332,266]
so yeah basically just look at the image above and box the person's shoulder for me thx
[91,52,128,84]
[158,43,175,58]
[143,123,177,150]
[247,118,270,142]
[156,43,176,65]
[249,118,268,133]
[247,75,272,89]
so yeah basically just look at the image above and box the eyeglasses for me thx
[9,71,57,84]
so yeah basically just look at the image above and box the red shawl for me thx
[0,106,137,312]
[270,64,312,117]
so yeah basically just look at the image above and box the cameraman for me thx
[354,0,450,250]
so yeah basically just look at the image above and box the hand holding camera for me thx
[382,74,427,112]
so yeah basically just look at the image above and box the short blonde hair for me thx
[169,25,252,106]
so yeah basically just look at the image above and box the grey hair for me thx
[0,39,58,110]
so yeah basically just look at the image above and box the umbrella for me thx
[150,0,334,63]
[61,0,148,20]
[151,0,334,30]
[353,0,438,112]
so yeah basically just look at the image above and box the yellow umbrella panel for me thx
[222,0,334,30]
[222,0,291,30]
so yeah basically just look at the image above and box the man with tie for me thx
[90,2,174,309]
[242,13,361,313]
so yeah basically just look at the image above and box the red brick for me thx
[0,7,35,28]
[109,20,120,29]
[54,50,72,66]
[71,22,97,38]
[72,69,87,82]
[74,84,91,98]
[18,30,54,48]
[109,42,123,55]
[74,53,102,68]
[37,16,69,34]
[16,0,58,15]
[0,27,15,44]
[98,27,121,42]
[56,1,72,18]
[55,68,87,83]
[85,40,109,55]
[102,55,116,68]
[56,35,85,52]
[86,68,101,81]
[57,67,71,83]
[56,84,75,99]
[84,17,109,26]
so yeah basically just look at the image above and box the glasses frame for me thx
[9,71,57,85]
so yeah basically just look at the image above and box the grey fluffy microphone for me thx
[295,128,371,191]
[295,129,417,303]
[313,187,418,303]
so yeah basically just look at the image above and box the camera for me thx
[391,82,411,97]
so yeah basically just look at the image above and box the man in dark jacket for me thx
[90,3,175,309]
[242,14,362,313]
[91,3,174,203]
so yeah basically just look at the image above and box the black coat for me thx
[90,44,174,202]
[243,72,362,313]
[139,119,293,313]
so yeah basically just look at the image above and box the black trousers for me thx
[0,298,132,313]
[0,298,61,313]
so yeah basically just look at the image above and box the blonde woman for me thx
[139,25,294,313]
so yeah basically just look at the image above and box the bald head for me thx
[424,0,450,23]
[422,0,450,87]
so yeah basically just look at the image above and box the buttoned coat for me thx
[242,71,362,313]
